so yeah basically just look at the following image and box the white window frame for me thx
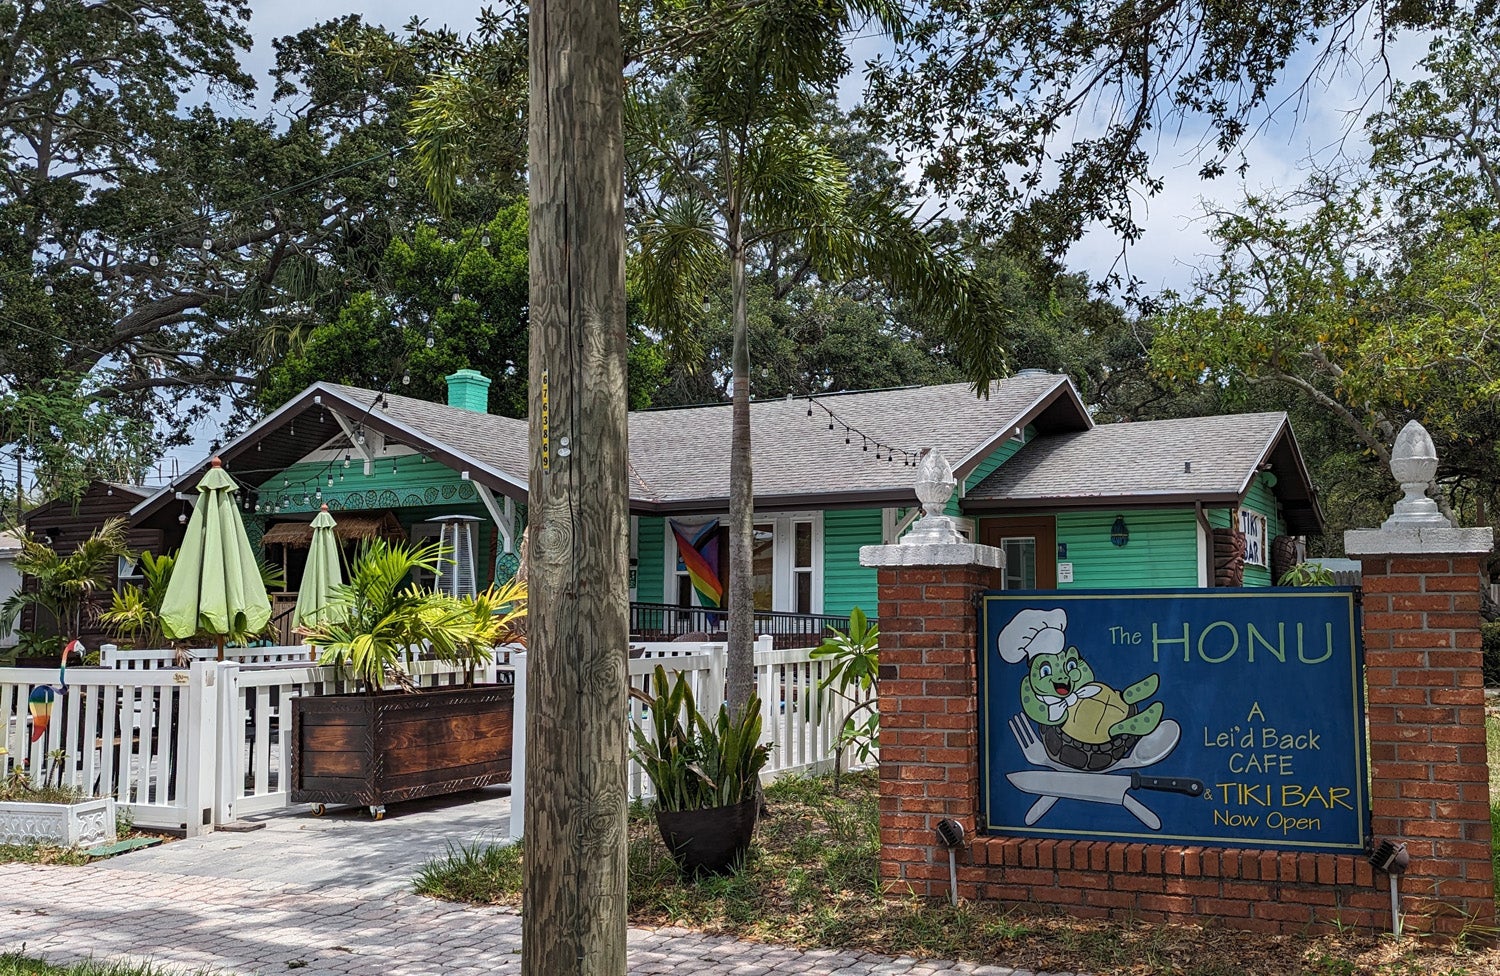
[999,536,1037,591]
[662,512,823,614]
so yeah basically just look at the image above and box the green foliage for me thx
[1276,563,1337,587]
[300,539,524,691]
[1146,18,1500,534]
[811,607,880,780]
[0,518,132,644]
[1482,623,1500,687]
[862,0,1457,257]
[630,665,772,812]
[101,552,176,648]
[413,840,524,902]
[0,380,158,507]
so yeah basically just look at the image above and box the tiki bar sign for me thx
[978,589,1369,853]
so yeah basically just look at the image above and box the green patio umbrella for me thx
[160,457,272,659]
[293,504,346,634]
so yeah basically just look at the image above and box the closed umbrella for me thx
[294,504,346,634]
[160,457,272,660]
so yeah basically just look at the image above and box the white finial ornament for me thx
[1384,420,1450,528]
[903,450,965,545]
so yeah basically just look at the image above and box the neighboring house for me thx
[128,368,1324,639]
[0,531,21,649]
[17,481,162,650]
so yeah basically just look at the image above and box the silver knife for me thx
[1007,769,1204,805]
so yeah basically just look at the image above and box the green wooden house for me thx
[129,368,1323,640]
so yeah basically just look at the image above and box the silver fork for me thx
[1009,713,1070,772]
[1007,713,1067,823]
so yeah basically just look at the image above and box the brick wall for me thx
[1358,553,1494,929]
[875,555,1494,937]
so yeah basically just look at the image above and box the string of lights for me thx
[805,395,925,467]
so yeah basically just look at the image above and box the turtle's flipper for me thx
[1122,673,1159,705]
[1110,701,1163,737]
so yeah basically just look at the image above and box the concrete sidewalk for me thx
[0,790,1072,976]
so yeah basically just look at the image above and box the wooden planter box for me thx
[290,684,514,818]
[0,797,116,847]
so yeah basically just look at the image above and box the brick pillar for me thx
[1348,541,1495,934]
[1346,419,1495,937]
[862,545,1000,898]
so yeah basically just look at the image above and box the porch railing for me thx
[628,601,861,649]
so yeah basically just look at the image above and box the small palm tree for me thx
[100,550,175,648]
[301,539,519,692]
[1,516,132,647]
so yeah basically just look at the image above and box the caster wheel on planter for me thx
[310,804,327,817]
[369,805,385,821]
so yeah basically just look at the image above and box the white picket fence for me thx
[2,638,861,839]
[0,656,508,834]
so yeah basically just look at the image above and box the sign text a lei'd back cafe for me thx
[978,588,1368,853]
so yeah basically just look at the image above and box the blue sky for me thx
[153,2,1429,478]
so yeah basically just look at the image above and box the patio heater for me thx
[428,514,480,598]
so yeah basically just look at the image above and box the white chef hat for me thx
[997,608,1068,664]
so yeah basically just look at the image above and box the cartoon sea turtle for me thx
[999,609,1163,771]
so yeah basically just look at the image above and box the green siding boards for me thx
[947,427,1031,517]
[255,457,500,586]
[1055,509,1199,589]
[1241,473,1285,587]
[1206,474,1285,587]
[823,508,883,616]
[636,517,665,603]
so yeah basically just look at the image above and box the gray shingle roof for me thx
[964,412,1294,506]
[321,383,532,488]
[323,375,1085,511]
[626,375,1081,509]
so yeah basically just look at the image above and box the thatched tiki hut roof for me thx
[260,511,407,549]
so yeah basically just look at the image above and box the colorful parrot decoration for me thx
[27,640,76,743]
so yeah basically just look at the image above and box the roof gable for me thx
[134,373,1092,521]
[963,412,1324,534]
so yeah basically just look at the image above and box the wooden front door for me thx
[979,516,1057,590]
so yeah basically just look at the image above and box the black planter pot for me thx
[655,797,759,877]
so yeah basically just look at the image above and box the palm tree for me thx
[405,1,1008,715]
[0,516,132,650]
[627,6,1006,713]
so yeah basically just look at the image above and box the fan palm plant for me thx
[300,539,504,691]
[0,516,132,648]
[100,550,175,648]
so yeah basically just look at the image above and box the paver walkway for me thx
[0,789,1073,976]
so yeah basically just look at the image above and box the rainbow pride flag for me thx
[670,519,723,608]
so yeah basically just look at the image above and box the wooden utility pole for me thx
[522,0,629,969]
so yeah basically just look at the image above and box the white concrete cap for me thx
[1345,525,1493,557]
[860,542,1006,568]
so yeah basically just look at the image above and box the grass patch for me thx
[414,841,523,902]
[0,956,185,976]
[0,780,89,805]
[415,771,1498,975]
[0,843,89,866]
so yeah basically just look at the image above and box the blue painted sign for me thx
[979,588,1368,852]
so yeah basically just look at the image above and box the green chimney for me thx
[445,368,492,413]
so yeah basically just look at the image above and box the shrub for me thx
[1482,622,1500,686]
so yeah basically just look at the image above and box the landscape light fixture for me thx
[1369,840,1410,938]
[934,819,966,907]
[1110,515,1129,547]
